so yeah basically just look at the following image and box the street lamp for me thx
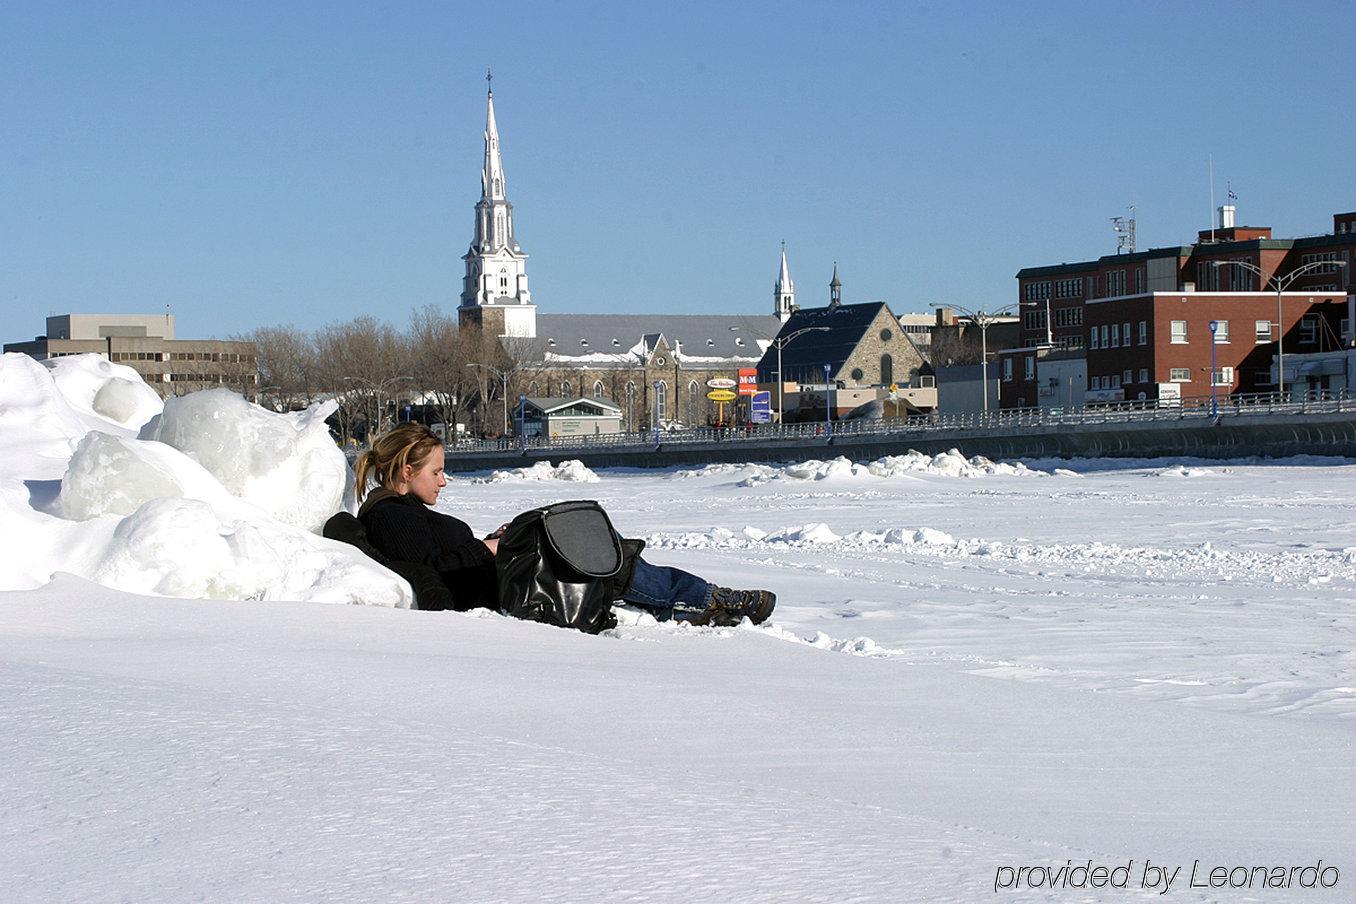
[768,326,830,425]
[1210,259,1348,399]
[342,375,414,442]
[935,303,1016,415]
[823,363,832,439]
[466,363,513,438]
[1208,319,1219,418]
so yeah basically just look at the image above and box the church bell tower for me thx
[459,71,536,337]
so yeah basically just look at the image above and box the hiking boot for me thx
[694,586,776,627]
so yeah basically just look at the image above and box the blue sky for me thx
[3,1,1353,343]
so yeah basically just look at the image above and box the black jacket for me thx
[357,489,499,611]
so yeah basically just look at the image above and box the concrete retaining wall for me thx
[442,412,1356,473]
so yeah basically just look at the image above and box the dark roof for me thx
[754,302,887,375]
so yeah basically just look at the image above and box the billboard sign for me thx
[706,377,737,390]
[737,368,758,396]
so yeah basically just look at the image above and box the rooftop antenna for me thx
[1111,205,1136,254]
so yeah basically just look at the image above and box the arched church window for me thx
[655,381,668,422]
[687,381,699,423]
[560,380,571,397]
[593,381,605,398]
[528,382,539,395]
[880,354,894,386]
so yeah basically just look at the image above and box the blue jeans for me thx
[621,557,713,621]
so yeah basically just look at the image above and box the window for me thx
[1134,268,1145,294]
[1170,321,1187,344]
[1110,375,1121,389]
[1104,324,1114,348]
[1212,366,1234,386]
[1169,368,1192,382]
[1121,323,1131,346]
[879,328,893,341]
[560,380,571,396]
[686,381,699,422]
[1023,309,1048,332]
[655,381,667,421]
[593,380,605,398]
[1255,319,1273,342]
[1139,368,1149,383]
[1107,270,1126,297]
[528,382,539,395]
[1003,358,1013,381]
[1122,369,1133,385]
[1024,357,1035,379]
[1091,376,1101,390]
[1300,315,1320,344]
[1138,321,1148,345]
[1301,251,1340,275]
[850,367,864,381]
[1054,306,1083,327]
[1090,326,1100,350]
[1212,320,1229,343]
[880,354,894,386]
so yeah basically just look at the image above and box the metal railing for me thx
[443,389,1355,456]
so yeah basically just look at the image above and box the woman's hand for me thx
[483,538,499,555]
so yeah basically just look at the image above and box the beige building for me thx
[5,314,258,399]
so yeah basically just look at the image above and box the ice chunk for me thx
[59,431,247,521]
[140,389,346,533]
[474,460,601,483]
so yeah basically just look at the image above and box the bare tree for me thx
[242,326,320,410]
[408,306,477,438]
[314,317,412,443]
[930,326,983,367]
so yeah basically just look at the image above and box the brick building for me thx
[1002,208,1355,408]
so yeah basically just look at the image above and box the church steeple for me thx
[482,70,506,202]
[774,242,797,322]
[829,262,841,309]
[460,72,535,338]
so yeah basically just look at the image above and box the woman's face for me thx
[403,445,447,505]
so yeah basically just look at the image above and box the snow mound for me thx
[89,497,409,605]
[737,451,1045,486]
[139,388,347,533]
[0,353,162,475]
[474,460,600,483]
[0,359,411,606]
[1151,465,1216,478]
[766,523,842,544]
[45,353,163,430]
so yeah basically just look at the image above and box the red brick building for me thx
[1001,210,1355,408]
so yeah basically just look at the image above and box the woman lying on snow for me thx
[346,423,775,627]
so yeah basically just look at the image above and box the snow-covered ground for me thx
[2,353,1353,902]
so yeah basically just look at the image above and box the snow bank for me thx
[140,388,348,533]
[0,353,410,607]
[473,459,600,484]
[735,451,1045,486]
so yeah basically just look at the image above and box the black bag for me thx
[496,500,625,634]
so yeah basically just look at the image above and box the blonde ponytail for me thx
[354,423,442,501]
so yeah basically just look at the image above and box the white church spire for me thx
[482,69,506,201]
[774,241,797,322]
[460,71,535,338]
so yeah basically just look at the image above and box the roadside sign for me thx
[707,378,737,390]
[706,389,737,402]
[750,391,772,424]
[737,368,758,396]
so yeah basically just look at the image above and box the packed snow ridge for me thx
[0,353,411,606]
[672,450,1049,484]
[471,460,600,484]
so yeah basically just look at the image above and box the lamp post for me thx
[342,375,414,443]
[519,394,527,451]
[466,363,512,438]
[769,326,830,426]
[652,380,661,445]
[823,363,832,439]
[935,303,1016,416]
[1208,319,1219,417]
[1210,259,1348,400]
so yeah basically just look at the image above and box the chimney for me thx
[1218,204,1235,229]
